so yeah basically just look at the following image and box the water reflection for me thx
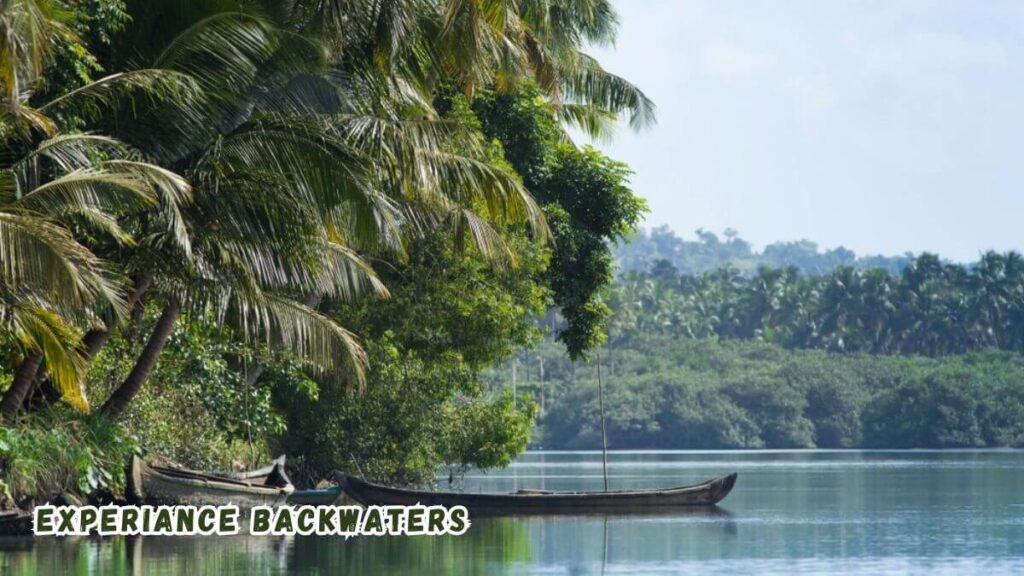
[0,509,739,576]
[1,451,1023,575]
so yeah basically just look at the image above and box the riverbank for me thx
[490,338,1024,450]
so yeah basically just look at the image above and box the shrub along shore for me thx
[494,338,1024,450]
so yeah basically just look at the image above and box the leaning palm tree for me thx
[0,129,192,420]
[0,0,196,420]
[77,6,549,417]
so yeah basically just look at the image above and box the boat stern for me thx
[709,472,738,504]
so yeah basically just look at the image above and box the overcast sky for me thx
[581,0,1024,262]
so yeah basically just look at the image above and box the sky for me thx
[581,0,1024,262]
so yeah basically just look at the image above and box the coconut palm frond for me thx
[559,51,655,130]
[226,288,367,388]
[38,69,203,123]
[13,134,128,177]
[556,102,617,141]
[0,0,76,107]
[15,168,157,216]
[104,160,192,255]
[449,207,516,266]
[427,151,549,239]
[0,211,128,315]
[154,12,279,111]
[318,241,390,301]
[6,300,88,411]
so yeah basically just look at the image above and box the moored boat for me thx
[147,454,287,484]
[216,455,287,483]
[335,472,737,515]
[127,455,293,509]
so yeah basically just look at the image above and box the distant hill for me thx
[614,226,914,276]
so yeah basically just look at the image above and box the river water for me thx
[1,450,1022,574]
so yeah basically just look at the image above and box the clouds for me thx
[784,76,835,114]
[584,0,1024,262]
[699,40,777,82]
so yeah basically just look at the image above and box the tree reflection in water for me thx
[0,510,736,575]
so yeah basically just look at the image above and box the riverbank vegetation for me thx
[494,251,1024,450]
[496,338,1024,450]
[0,0,649,504]
[3,0,1018,510]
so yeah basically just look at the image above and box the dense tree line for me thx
[615,226,912,277]
[0,0,650,497]
[490,338,1024,450]
[486,246,1024,450]
[611,251,1024,357]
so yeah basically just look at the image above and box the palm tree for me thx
[856,268,896,353]
[77,5,550,417]
[0,135,192,420]
[741,266,788,340]
[270,0,653,137]
[0,1,195,420]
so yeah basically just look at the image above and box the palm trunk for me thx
[100,296,181,418]
[22,329,114,412]
[23,275,154,411]
[1,351,44,421]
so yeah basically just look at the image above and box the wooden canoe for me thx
[147,455,287,484]
[335,472,737,515]
[215,455,286,482]
[127,455,293,509]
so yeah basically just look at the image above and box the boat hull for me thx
[335,472,737,515]
[127,456,293,510]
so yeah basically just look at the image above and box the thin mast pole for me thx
[597,350,609,492]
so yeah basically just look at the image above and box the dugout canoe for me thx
[147,455,287,484]
[335,472,737,514]
[127,455,293,509]
[216,455,287,483]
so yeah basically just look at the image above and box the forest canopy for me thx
[494,247,1024,450]
[0,0,650,501]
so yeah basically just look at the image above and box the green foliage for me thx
[87,307,311,470]
[37,0,132,103]
[547,144,643,240]
[440,390,538,473]
[278,232,546,485]
[492,337,1024,450]
[474,85,647,359]
[0,407,135,504]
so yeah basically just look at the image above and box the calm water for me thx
[1,450,1023,574]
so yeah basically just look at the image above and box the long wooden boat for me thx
[216,455,287,482]
[148,455,287,484]
[335,472,737,515]
[127,455,293,509]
